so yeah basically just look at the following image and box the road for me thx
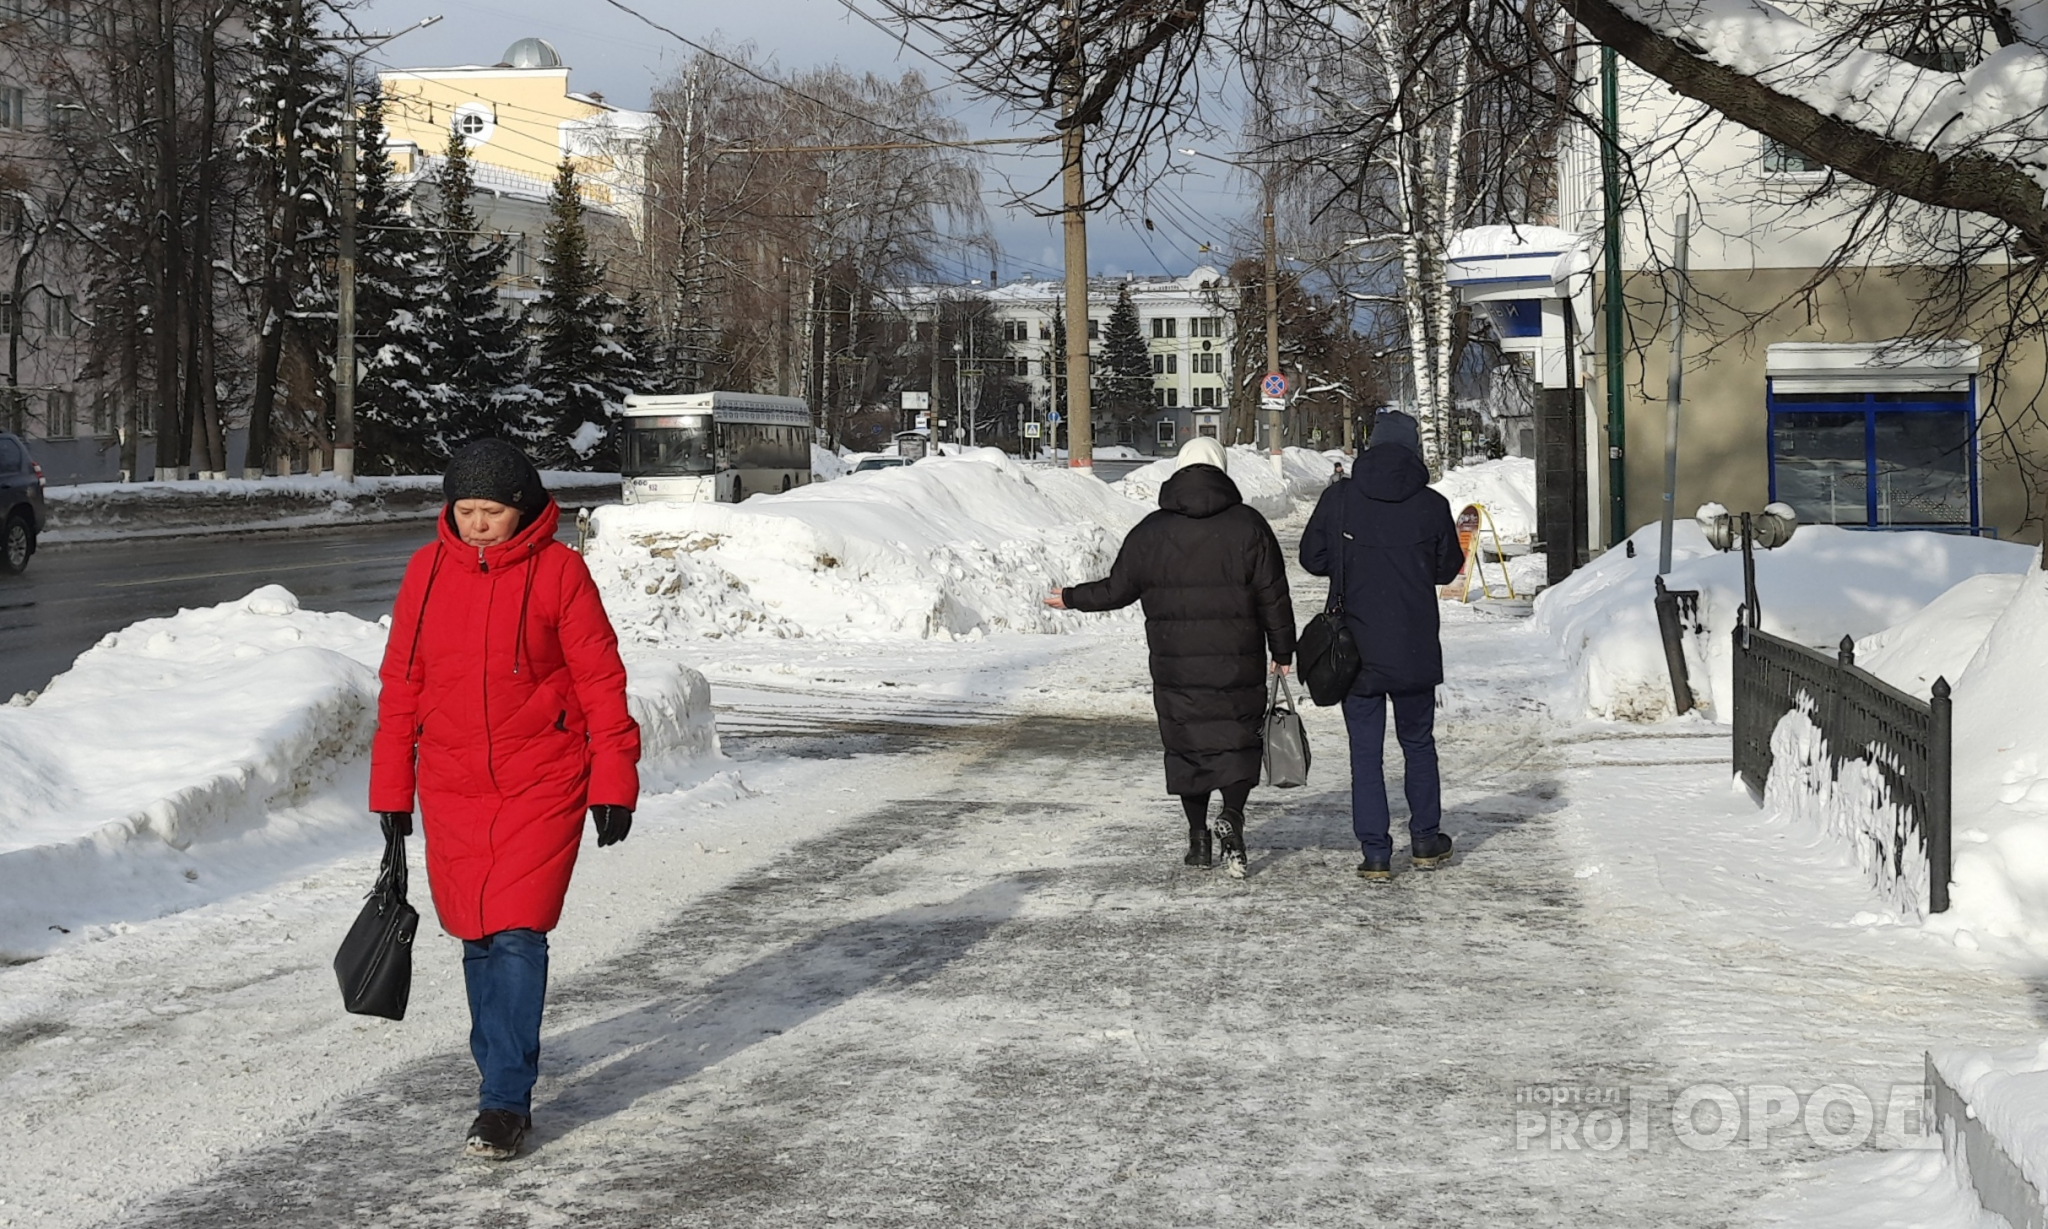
[0,520,450,699]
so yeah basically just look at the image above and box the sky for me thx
[349,0,1260,284]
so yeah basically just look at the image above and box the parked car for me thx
[0,431,48,575]
[852,456,910,474]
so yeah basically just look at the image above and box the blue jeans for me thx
[1341,690,1442,859]
[462,928,549,1119]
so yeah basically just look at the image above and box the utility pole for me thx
[1600,46,1627,545]
[332,16,441,484]
[1263,174,1281,459]
[1060,0,1092,470]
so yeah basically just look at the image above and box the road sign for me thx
[1260,398,1285,412]
[914,413,929,431]
[1260,372,1288,399]
[1023,422,1042,438]
[1048,411,1061,425]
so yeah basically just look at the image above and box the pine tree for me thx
[351,83,437,473]
[414,131,527,459]
[616,292,660,395]
[240,0,345,474]
[1099,284,1153,430]
[524,160,631,468]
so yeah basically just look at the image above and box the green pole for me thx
[1601,46,1627,546]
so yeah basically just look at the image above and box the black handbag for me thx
[1299,489,1363,706]
[333,827,420,1021]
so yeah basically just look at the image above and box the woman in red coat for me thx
[371,438,640,1160]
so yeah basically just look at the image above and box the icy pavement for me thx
[5,521,2044,1226]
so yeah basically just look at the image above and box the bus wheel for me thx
[731,477,744,502]
[781,475,792,492]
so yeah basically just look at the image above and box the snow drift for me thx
[1432,456,1537,542]
[0,585,717,958]
[586,448,1146,642]
[1532,521,2031,722]
[1112,445,1337,518]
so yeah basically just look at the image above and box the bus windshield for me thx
[621,417,714,476]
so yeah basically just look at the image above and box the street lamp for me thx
[332,14,442,484]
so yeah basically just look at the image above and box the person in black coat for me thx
[1048,437,1297,878]
[1300,411,1464,882]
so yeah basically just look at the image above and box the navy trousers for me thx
[1341,690,1442,858]
[462,928,550,1119]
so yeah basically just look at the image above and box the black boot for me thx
[1411,831,1454,870]
[1184,824,1213,869]
[1213,808,1247,879]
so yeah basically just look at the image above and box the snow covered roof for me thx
[885,266,1232,312]
[1445,225,1593,301]
[1765,340,1982,393]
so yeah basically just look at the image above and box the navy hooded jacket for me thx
[1299,437,1464,695]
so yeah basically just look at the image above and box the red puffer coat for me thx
[370,500,640,940]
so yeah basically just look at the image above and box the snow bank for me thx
[0,585,717,958]
[42,470,621,542]
[1931,1041,2048,1214]
[1856,572,2025,700]
[586,448,1146,642]
[1113,445,1335,518]
[1432,456,1537,542]
[811,446,851,482]
[1532,522,2030,722]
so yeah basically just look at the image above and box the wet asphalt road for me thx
[0,521,441,699]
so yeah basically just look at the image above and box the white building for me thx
[895,266,1240,454]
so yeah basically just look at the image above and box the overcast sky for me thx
[351,0,1258,283]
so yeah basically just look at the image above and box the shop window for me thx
[1156,418,1176,446]
[1768,388,1977,528]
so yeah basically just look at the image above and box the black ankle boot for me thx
[1185,825,1213,868]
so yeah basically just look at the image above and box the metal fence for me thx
[1732,627,1953,913]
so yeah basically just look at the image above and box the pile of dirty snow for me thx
[811,446,851,482]
[1113,446,1336,518]
[1432,456,1537,542]
[585,448,1146,642]
[1532,521,2030,722]
[0,585,717,958]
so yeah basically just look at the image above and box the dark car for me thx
[0,431,48,575]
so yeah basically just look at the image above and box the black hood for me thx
[1159,464,1242,518]
[1356,443,1429,502]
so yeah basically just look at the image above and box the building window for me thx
[0,293,13,334]
[1164,387,1179,408]
[1038,320,1052,340]
[1151,316,1177,339]
[0,86,24,131]
[1192,352,1221,374]
[45,293,74,338]
[1193,316,1223,338]
[45,389,76,438]
[1762,139,1827,175]
[1001,319,1028,342]
[47,95,78,134]
[1196,386,1218,408]
[1086,318,1100,340]
[91,391,115,436]
[1156,418,1176,446]
[44,0,77,44]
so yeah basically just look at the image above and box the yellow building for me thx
[377,37,655,238]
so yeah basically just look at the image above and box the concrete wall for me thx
[1607,267,2044,544]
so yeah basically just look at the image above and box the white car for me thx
[852,456,910,474]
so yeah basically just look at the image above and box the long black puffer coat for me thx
[1063,464,1297,794]
[1299,440,1464,696]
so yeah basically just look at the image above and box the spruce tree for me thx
[524,160,630,468]
[415,131,527,459]
[350,83,436,472]
[1099,284,1153,432]
[616,292,660,395]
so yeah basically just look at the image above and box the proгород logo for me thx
[1512,1081,1936,1152]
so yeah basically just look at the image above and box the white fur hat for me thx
[1175,436,1228,473]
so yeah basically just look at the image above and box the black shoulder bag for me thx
[1297,487,1363,706]
[333,827,420,1021]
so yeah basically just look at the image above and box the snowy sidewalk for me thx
[6,517,2043,1226]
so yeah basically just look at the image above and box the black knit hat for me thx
[1370,410,1421,455]
[443,438,548,518]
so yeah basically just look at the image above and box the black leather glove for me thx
[591,805,633,848]
[378,811,413,840]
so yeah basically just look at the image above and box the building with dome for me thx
[375,38,657,291]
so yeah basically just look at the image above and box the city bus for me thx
[618,392,814,504]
